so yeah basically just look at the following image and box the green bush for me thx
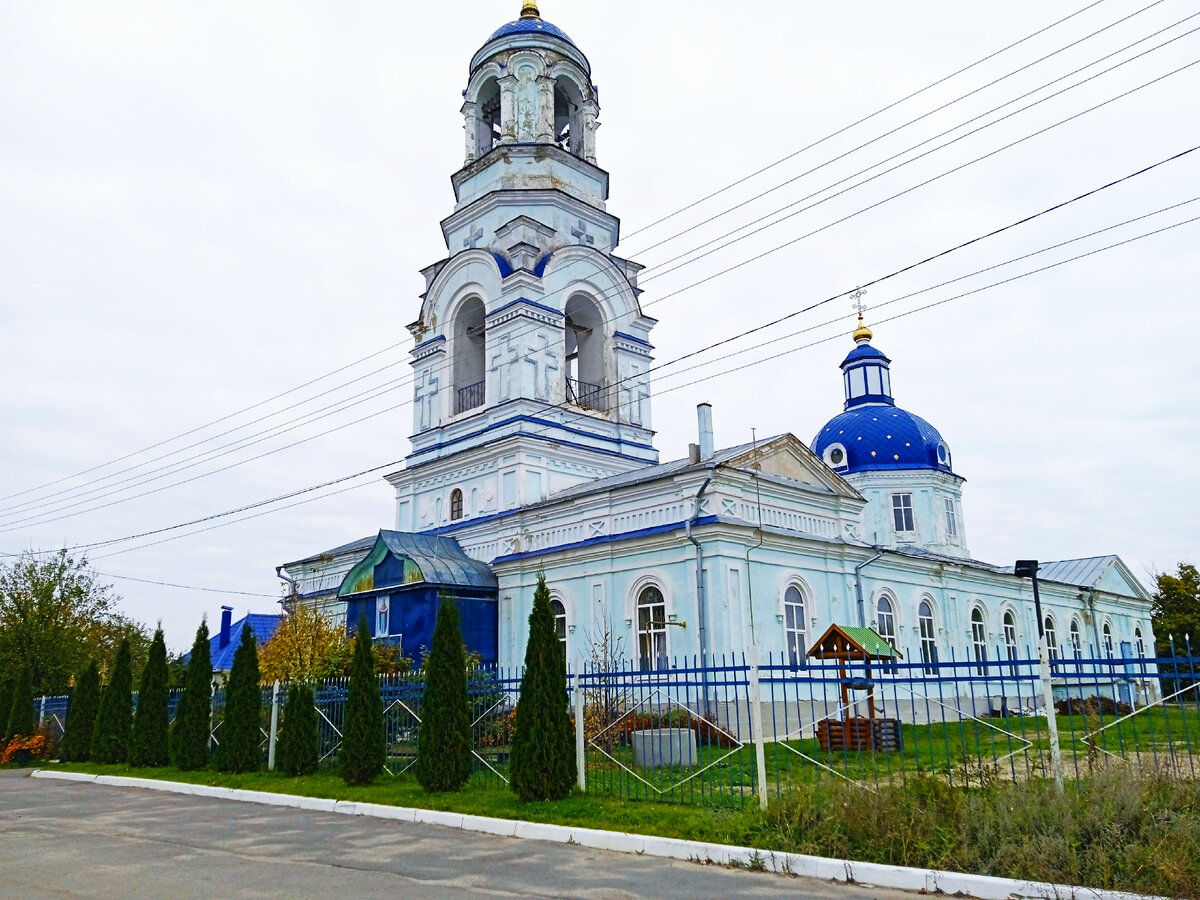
[89,638,133,763]
[128,628,170,767]
[170,620,213,770]
[340,617,385,785]
[276,682,319,776]
[415,594,471,792]
[214,623,263,773]
[5,664,34,740]
[0,677,12,743]
[60,661,101,762]
[509,571,575,801]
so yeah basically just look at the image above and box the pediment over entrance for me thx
[724,434,862,500]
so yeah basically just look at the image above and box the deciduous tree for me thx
[128,628,170,767]
[509,571,576,801]
[1152,563,1200,654]
[259,604,350,683]
[415,594,472,792]
[90,638,133,763]
[340,616,385,785]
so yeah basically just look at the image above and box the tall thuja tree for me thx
[59,661,101,762]
[0,676,14,743]
[5,663,34,741]
[90,638,133,763]
[214,623,263,773]
[171,620,213,770]
[276,682,319,776]
[415,594,471,792]
[340,616,384,785]
[509,571,576,801]
[128,627,170,767]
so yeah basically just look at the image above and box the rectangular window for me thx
[891,493,915,532]
[849,367,866,397]
[945,498,957,538]
[865,366,882,395]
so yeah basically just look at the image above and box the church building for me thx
[278,3,1154,700]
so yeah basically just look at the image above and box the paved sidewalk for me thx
[0,770,912,899]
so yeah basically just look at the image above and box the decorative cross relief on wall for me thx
[590,520,606,537]
[488,334,517,403]
[570,218,595,246]
[462,227,484,249]
[414,367,441,431]
[617,358,649,427]
[525,332,560,401]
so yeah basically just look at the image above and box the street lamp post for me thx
[1014,559,1064,793]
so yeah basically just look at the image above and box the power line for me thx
[92,571,279,598]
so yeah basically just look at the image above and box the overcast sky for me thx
[2,1,1197,653]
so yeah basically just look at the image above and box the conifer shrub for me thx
[59,661,101,762]
[340,616,385,785]
[171,620,213,770]
[276,682,319,776]
[90,638,133,763]
[0,677,13,743]
[415,594,472,792]
[509,571,576,801]
[5,664,34,741]
[129,628,170,767]
[214,623,263,773]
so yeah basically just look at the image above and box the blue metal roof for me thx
[193,613,282,672]
[487,17,575,46]
[813,406,951,474]
[339,531,497,597]
[842,343,891,365]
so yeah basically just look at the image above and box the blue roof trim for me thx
[488,297,563,320]
[842,343,891,366]
[490,252,514,278]
[413,335,447,352]
[411,428,654,470]
[409,413,656,461]
[492,516,720,563]
[613,330,654,349]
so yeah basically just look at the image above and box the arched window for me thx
[1044,615,1059,662]
[1070,618,1082,659]
[636,585,666,671]
[1135,627,1146,660]
[970,607,987,676]
[449,489,464,521]
[550,598,567,655]
[784,585,807,667]
[918,600,938,674]
[473,77,502,157]
[564,294,606,412]
[1003,610,1019,675]
[453,297,486,414]
[876,595,897,651]
[376,596,389,637]
[1103,622,1114,659]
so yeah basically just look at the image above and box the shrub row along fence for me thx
[29,644,1200,808]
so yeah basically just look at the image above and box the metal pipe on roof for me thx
[854,552,884,629]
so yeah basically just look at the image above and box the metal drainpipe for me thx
[1084,587,1102,654]
[854,551,884,629]
[275,566,300,612]
[685,474,713,663]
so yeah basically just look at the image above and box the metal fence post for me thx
[1039,633,1064,794]
[573,675,586,792]
[267,680,281,771]
[747,646,769,810]
[38,695,46,728]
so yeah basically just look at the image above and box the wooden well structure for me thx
[808,624,904,752]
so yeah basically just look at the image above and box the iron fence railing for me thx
[455,380,484,414]
[27,646,1200,808]
[565,377,605,411]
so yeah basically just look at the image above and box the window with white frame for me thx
[636,585,667,671]
[971,607,987,676]
[945,497,958,538]
[876,595,897,672]
[550,598,567,657]
[1103,622,1114,659]
[1135,627,1146,660]
[1070,618,1082,659]
[450,488,464,521]
[1003,610,1018,676]
[918,600,938,673]
[1044,615,1059,661]
[784,585,807,667]
[892,493,915,533]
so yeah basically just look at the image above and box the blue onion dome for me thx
[811,317,954,475]
[488,3,576,46]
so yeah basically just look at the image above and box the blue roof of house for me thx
[206,613,282,671]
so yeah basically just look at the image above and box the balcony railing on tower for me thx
[566,377,606,412]
[455,380,485,415]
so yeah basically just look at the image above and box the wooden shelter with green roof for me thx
[808,624,903,752]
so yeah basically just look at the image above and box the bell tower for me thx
[387,3,658,535]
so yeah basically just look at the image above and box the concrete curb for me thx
[29,770,1164,900]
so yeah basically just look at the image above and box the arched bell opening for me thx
[453,297,486,414]
[564,294,606,411]
[553,76,585,156]
[473,77,502,158]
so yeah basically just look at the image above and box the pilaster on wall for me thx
[411,337,447,434]
[486,299,566,407]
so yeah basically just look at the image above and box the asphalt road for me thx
[0,769,920,899]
